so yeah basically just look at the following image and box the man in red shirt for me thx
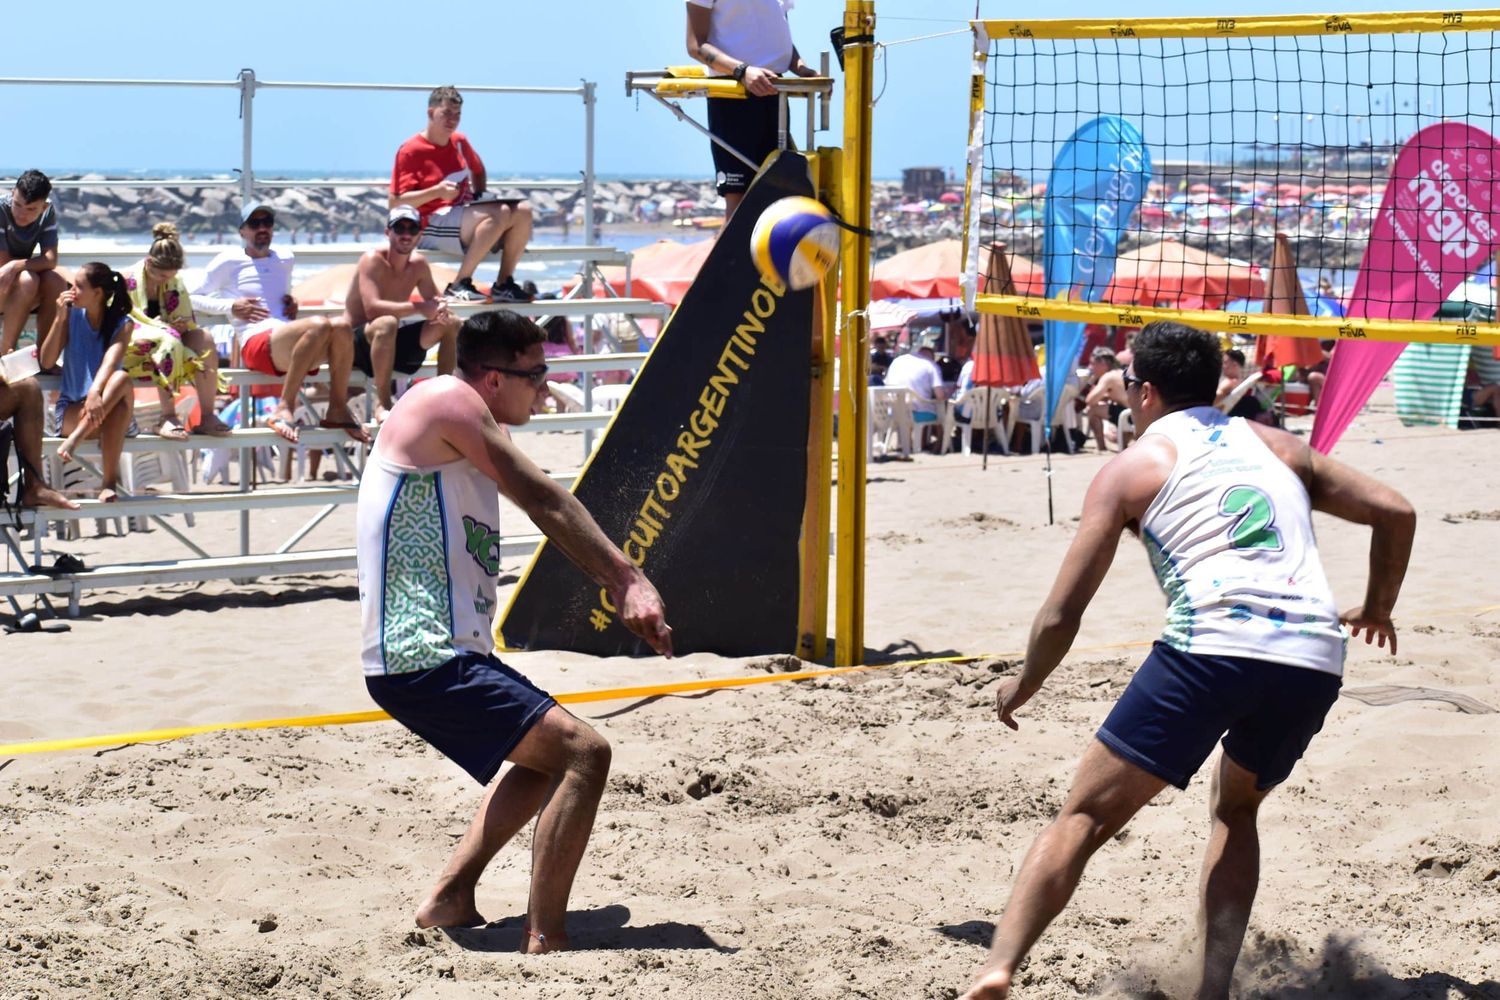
[390,86,533,304]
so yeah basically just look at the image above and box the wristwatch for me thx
[732,62,749,82]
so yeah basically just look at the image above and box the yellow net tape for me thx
[977,10,1500,40]
[974,294,1500,347]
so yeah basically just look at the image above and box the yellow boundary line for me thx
[976,10,1500,40]
[6,602,1499,759]
[974,294,1500,347]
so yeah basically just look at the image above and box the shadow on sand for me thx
[436,904,735,954]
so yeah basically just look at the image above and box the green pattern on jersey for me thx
[381,472,452,675]
[1143,529,1194,650]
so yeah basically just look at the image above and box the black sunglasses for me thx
[1122,371,1145,392]
[244,216,275,229]
[482,363,549,387]
[389,221,421,236]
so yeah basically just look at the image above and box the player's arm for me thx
[440,394,673,655]
[464,139,487,197]
[24,242,58,273]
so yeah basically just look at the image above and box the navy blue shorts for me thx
[366,650,557,785]
[1098,642,1341,791]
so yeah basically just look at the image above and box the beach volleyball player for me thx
[964,322,1416,999]
[356,309,672,952]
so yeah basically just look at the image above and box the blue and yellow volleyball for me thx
[749,196,839,290]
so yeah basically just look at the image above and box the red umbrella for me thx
[938,191,962,205]
[1105,238,1264,308]
[566,238,713,306]
[870,239,1042,300]
[975,244,1041,388]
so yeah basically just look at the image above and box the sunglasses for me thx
[389,221,421,236]
[1122,371,1144,392]
[482,363,549,387]
[244,216,275,230]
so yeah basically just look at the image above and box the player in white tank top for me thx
[965,322,1416,1000]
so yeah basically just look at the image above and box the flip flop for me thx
[320,418,372,444]
[155,421,191,442]
[268,415,301,443]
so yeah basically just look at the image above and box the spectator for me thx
[123,223,233,439]
[1306,339,1335,408]
[344,206,462,423]
[1215,348,1273,424]
[390,86,534,304]
[540,315,580,383]
[1083,346,1131,452]
[686,0,819,221]
[0,378,78,511]
[1468,344,1500,420]
[37,263,134,502]
[0,170,66,356]
[886,342,949,450]
[194,201,367,444]
[869,333,893,386]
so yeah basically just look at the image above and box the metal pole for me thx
[238,68,256,204]
[582,80,598,458]
[835,0,875,667]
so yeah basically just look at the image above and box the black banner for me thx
[498,152,815,656]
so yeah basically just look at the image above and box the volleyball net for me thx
[961,10,1500,349]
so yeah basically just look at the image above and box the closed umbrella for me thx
[1257,232,1325,369]
[970,243,1040,468]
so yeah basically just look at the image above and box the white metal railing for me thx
[0,71,599,238]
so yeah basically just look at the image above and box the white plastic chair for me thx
[954,385,1010,456]
[546,381,585,413]
[868,386,914,459]
[592,383,633,412]
[1115,407,1136,452]
[1013,382,1079,455]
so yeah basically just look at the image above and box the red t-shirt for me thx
[390,131,487,226]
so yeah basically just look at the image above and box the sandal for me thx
[267,414,301,444]
[156,419,190,441]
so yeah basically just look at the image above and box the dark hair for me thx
[14,169,51,203]
[1224,348,1247,366]
[1318,339,1337,351]
[428,86,463,108]
[541,315,571,346]
[79,262,133,340]
[457,309,544,375]
[1131,321,1222,408]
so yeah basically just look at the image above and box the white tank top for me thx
[356,449,502,677]
[1138,407,1345,676]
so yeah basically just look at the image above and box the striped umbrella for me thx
[975,244,1041,388]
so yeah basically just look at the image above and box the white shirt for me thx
[1139,407,1345,676]
[193,246,296,334]
[885,351,943,403]
[688,0,796,73]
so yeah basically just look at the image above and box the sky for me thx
[0,0,1485,182]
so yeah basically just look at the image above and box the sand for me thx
[2,402,1499,999]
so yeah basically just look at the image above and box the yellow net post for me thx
[835,0,876,667]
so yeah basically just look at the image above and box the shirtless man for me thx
[357,308,672,952]
[964,321,1415,999]
[344,206,461,422]
[1083,346,1132,452]
[0,376,78,511]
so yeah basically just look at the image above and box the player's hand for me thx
[232,297,269,322]
[83,386,105,429]
[995,675,1039,731]
[282,294,299,320]
[1340,605,1398,655]
[414,299,441,320]
[434,181,461,202]
[742,65,778,97]
[56,285,76,308]
[618,575,673,657]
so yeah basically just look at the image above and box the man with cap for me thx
[195,201,368,444]
[389,86,534,304]
[343,206,461,422]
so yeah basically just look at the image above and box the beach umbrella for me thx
[868,298,920,333]
[570,238,714,307]
[939,191,962,205]
[1256,233,1325,369]
[870,239,1043,300]
[292,261,459,306]
[1105,238,1265,309]
[971,244,1041,468]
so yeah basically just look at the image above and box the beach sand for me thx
[2,402,1498,999]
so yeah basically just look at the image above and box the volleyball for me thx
[749,196,839,290]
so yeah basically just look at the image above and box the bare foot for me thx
[373,402,392,425]
[520,925,570,955]
[56,435,81,464]
[98,486,118,504]
[321,406,372,444]
[196,415,234,437]
[414,893,485,929]
[21,483,80,511]
[962,968,1013,999]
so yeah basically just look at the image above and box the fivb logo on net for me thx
[1407,154,1495,261]
[1073,146,1147,283]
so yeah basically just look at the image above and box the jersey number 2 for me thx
[1219,486,1283,550]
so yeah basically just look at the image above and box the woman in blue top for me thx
[38,261,135,502]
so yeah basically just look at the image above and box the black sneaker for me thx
[443,278,487,303]
[488,277,534,304]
